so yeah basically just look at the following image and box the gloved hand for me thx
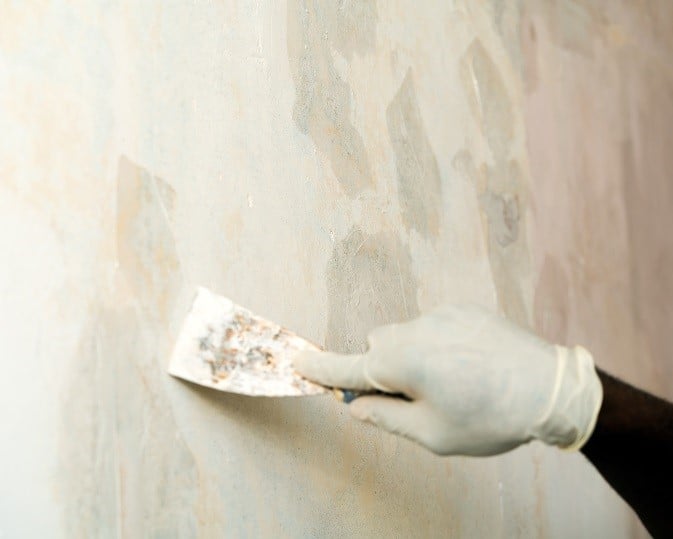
[293,304,603,456]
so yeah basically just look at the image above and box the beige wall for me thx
[1,1,670,537]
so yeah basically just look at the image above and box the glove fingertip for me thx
[292,350,322,372]
[292,355,328,385]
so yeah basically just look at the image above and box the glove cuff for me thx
[533,345,603,450]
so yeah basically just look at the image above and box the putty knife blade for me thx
[168,287,327,397]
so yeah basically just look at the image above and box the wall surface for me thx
[1,1,671,537]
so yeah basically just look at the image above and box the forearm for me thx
[581,369,673,538]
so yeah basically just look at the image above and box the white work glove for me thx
[294,305,603,456]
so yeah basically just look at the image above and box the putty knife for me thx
[169,287,357,401]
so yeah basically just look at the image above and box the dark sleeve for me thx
[581,368,673,538]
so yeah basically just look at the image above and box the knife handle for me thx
[331,388,409,404]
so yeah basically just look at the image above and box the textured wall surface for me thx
[1,1,671,537]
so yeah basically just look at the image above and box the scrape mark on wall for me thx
[324,227,419,353]
[460,39,514,164]
[386,69,442,238]
[287,0,377,197]
[116,156,181,320]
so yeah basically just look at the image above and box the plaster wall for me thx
[1,1,671,537]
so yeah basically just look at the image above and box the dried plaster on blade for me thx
[169,287,326,397]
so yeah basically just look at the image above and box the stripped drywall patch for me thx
[460,39,514,165]
[386,68,442,239]
[324,227,419,353]
[287,0,377,197]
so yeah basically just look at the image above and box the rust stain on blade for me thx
[169,288,326,397]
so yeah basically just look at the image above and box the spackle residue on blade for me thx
[169,287,326,397]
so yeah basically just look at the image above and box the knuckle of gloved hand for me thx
[365,358,400,393]
[388,346,430,392]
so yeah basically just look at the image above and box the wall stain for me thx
[324,227,419,353]
[60,157,203,536]
[479,190,519,247]
[287,0,377,197]
[386,68,442,239]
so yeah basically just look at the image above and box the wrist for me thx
[533,345,604,450]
